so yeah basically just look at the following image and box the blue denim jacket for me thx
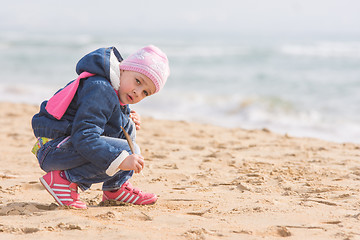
[32,47,132,171]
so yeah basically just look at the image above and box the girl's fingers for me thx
[136,164,143,174]
[133,164,139,173]
[137,160,144,173]
[139,160,144,169]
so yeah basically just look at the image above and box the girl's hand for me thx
[130,110,141,130]
[118,154,144,174]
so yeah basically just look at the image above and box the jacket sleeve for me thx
[70,78,126,174]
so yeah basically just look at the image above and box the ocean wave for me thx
[134,90,360,143]
[280,41,360,58]
[0,83,56,105]
[166,45,250,58]
[0,31,97,49]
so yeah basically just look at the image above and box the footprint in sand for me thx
[23,181,44,190]
[96,211,116,220]
[57,222,82,230]
[0,225,40,234]
[263,226,291,237]
[0,202,57,216]
[191,145,205,151]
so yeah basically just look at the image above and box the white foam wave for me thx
[0,83,55,105]
[166,45,249,58]
[134,91,360,143]
[0,31,96,49]
[281,41,360,58]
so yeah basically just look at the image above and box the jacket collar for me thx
[109,49,121,91]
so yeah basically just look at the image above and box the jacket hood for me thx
[76,47,123,90]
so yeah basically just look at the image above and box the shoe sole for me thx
[102,195,158,205]
[139,196,158,205]
[39,177,65,207]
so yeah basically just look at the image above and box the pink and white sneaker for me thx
[102,181,157,205]
[39,170,87,209]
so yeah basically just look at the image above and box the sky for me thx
[1,0,359,38]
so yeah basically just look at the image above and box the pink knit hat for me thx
[120,45,170,93]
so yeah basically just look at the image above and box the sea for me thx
[1,31,360,143]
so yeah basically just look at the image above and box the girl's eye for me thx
[143,91,149,97]
[136,79,141,84]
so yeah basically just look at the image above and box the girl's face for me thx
[118,70,156,105]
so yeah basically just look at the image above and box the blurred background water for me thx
[1,0,359,143]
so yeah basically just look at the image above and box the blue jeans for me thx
[36,121,139,191]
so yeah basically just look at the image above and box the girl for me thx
[31,45,170,209]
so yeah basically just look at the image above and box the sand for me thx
[0,102,359,240]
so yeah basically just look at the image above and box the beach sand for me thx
[0,102,359,240]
